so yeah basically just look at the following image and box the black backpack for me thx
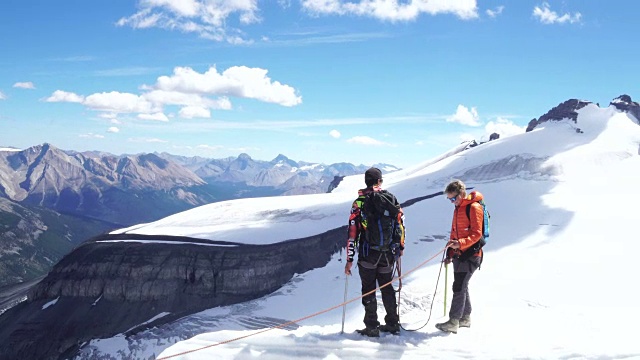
[360,190,403,252]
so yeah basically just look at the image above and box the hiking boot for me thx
[379,323,400,335]
[435,318,459,334]
[356,327,380,338]
[459,315,471,328]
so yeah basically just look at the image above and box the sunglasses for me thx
[447,194,458,203]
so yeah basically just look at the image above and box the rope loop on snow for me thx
[158,247,446,360]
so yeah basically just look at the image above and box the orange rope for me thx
[158,247,446,360]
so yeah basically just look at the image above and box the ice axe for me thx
[444,262,448,316]
[341,273,348,334]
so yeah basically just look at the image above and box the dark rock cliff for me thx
[610,94,640,123]
[526,99,592,132]
[0,229,343,360]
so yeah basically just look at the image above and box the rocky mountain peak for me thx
[526,99,592,132]
[137,153,169,169]
[271,154,299,167]
[610,94,640,123]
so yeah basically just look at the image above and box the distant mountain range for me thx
[0,144,399,287]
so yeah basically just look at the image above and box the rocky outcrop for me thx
[489,132,500,141]
[0,229,343,360]
[526,99,592,132]
[327,175,345,193]
[610,94,640,123]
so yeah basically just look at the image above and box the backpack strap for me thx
[465,202,484,236]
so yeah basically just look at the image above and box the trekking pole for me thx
[444,262,448,316]
[340,274,348,334]
[396,255,402,292]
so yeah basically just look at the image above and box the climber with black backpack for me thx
[344,167,405,337]
[436,179,489,334]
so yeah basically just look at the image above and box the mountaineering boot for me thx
[379,323,400,335]
[356,327,380,338]
[459,315,471,328]
[435,318,459,334]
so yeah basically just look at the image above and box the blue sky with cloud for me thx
[0,0,637,167]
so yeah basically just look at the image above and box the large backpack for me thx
[459,198,490,263]
[359,190,403,252]
[466,198,490,240]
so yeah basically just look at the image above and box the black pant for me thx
[358,250,399,329]
[449,256,481,319]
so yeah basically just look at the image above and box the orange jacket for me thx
[449,190,484,258]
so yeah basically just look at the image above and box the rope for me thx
[398,249,447,332]
[157,247,446,360]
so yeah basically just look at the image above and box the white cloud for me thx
[262,31,390,46]
[329,129,341,138]
[142,90,232,110]
[484,117,525,138]
[179,106,211,119]
[533,2,581,25]
[486,5,504,18]
[107,127,120,133]
[84,91,157,113]
[128,137,169,143]
[94,66,162,77]
[13,82,36,89]
[447,104,481,127]
[415,140,424,146]
[46,90,85,103]
[347,136,388,146]
[100,113,123,124]
[79,133,105,139]
[99,112,118,119]
[52,55,95,62]
[302,0,478,21]
[0,91,6,100]
[154,66,302,107]
[45,65,299,121]
[117,0,259,43]
[137,112,169,121]
[197,144,224,152]
[278,0,291,8]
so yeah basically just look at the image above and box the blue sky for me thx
[0,0,638,168]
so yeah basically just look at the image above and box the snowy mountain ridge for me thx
[2,98,640,359]
[142,102,640,359]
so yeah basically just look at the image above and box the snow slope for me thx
[83,104,640,359]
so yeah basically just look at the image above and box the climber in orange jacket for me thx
[436,179,484,334]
